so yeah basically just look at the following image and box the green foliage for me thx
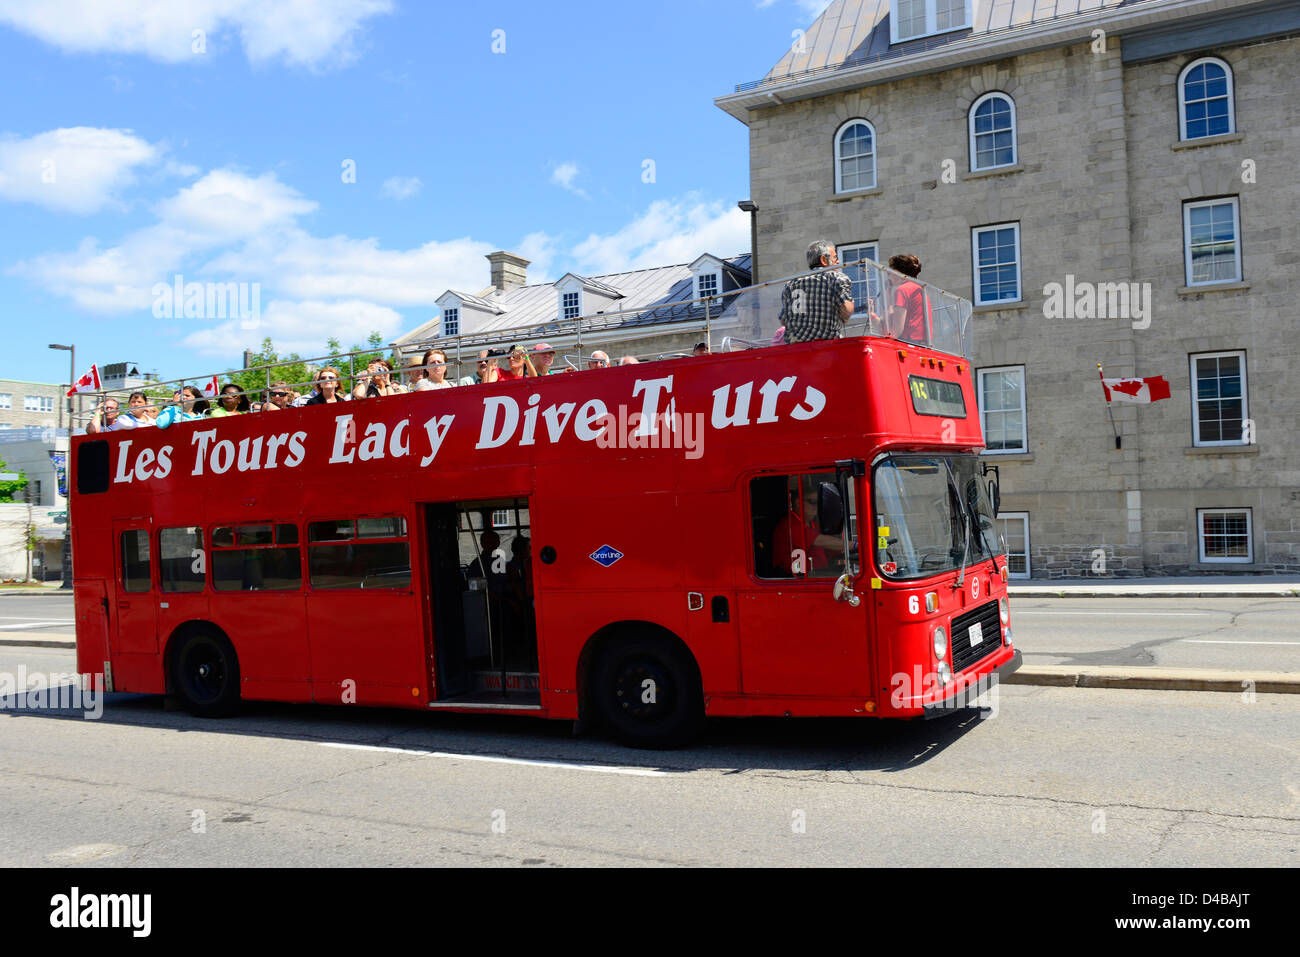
[0,456,27,503]
[225,337,314,400]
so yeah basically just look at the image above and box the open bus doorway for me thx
[425,498,539,708]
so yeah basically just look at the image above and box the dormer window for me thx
[891,0,970,44]
[442,307,459,336]
[697,272,719,301]
[562,291,580,320]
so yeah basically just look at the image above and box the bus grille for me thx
[950,601,1002,672]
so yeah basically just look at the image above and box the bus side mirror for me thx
[818,482,844,536]
[988,479,1001,516]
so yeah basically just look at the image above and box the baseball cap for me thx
[533,342,554,353]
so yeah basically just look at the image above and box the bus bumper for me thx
[921,649,1022,719]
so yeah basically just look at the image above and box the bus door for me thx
[424,498,538,707]
[736,472,868,698]
[112,520,157,655]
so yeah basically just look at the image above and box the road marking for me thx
[0,623,75,631]
[1181,640,1300,646]
[1014,612,1209,617]
[317,741,670,776]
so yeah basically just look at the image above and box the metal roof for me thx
[396,255,752,346]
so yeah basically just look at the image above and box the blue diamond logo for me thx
[589,545,624,568]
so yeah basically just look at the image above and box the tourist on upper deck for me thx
[692,341,710,356]
[210,383,249,418]
[86,397,123,433]
[778,240,855,344]
[263,381,293,411]
[413,349,455,390]
[587,350,610,370]
[887,254,932,345]
[532,343,557,375]
[462,349,500,386]
[155,386,209,428]
[619,356,639,365]
[354,358,407,398]
[497,344,536,381]
[305,367,348,405]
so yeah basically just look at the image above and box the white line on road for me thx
[1014,612,1209,617]
[1180,640,1300,646]
[0,622,75,630]
[316,741,669,777]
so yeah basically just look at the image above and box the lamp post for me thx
[47,343,74,589]
[737,200,759,283]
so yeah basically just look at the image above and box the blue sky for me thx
[0,0,833,387]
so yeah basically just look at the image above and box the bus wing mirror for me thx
[817,482,844,536]
[988,478,1001,516]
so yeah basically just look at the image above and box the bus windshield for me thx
[872,453,1003,580]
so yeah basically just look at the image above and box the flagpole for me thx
[1097,362,1121,449]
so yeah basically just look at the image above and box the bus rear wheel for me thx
[172,631,241,718]
[592,635,703,749]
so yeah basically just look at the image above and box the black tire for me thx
[592,634,703,749]
[171,631,241,718]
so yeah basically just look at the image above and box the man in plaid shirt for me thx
[779,240,855,344]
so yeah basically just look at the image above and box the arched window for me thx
[969,93,1016,171]
[834,119,876,193]
[1179,57,1234,140]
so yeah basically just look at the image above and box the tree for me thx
[0,456,27,504]
[225,337,314,400]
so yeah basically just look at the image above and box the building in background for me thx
[0,378,62,432]
[716,0,1298,576]
[0,427,69,581]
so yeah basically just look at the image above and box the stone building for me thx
[716,0,1299,576]
[0,379,62,432]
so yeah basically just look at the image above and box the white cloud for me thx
[0,0,393,69]
[796,0,833,18]
[180,298,403,357]
[571,195,750,274]
[155,168,317,243]
[550,162,587,198]
[379,175,422,201]
[0,127,159,213]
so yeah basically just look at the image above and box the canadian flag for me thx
[1102,376,1172,404]
[66,364,101,396]
[200,375,220,398]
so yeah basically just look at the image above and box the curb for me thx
[1008,665,1300,694]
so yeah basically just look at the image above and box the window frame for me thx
[0,394,10,410]
[1183,197,1242,287]
[890,0,971,44]
[748,469,858,583]
[442,307,459,337]
[209,521,304,593]
[1189,349,1248,448]
[995,511,1031,579]
[1178,56,1235,141]
[971,222,1022,306]
[976,365,1027,454]
[695,271,720,302]
[158,525,208,594]
[119,528,153,594]
[561,290,581,321]
[839,242,881,316]
[1196,507,1253,564]
[834,118,877,194]
[968,92,1017,172]
[307,514,412,592]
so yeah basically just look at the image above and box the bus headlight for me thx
[937,661,952,685]
[1000,598,1009,625]
[933,626,948,659]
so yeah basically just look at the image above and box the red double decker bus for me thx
[70,268,1020,747]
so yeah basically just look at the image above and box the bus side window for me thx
[121,529,152,593]
[160,527,205,593]
[750,472,855,581]
[309,517,411,590]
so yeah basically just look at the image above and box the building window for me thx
[491,509,512,528]
[562,291,581,320]
[1190,350,1247,446]
[969,93,1016,170]
[442,307,459,337]
[996,512,1030,578]
[0,394,10,410]
[1183,198,1241,285]
[1197,508,1252,563]
[971,223,1021,305]
[1179,57,1234,141]
[891,0,970,43]
[977,366,1027,453]
[834,119,876,193]
[696,272,719,301]
[839,243,880,314]
[25,396,54,413]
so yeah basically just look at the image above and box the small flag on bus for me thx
[201,375,220,398]
[66,364,101,396]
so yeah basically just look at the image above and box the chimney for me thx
[486,251,530,292]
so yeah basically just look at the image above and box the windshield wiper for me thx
[944,460,972,590]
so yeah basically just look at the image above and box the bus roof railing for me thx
[67,258,973,425]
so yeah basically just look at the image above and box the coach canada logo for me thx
[589,545,624,568]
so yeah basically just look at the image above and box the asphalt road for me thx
[0,646,1295,867]
[3,593,1296,673]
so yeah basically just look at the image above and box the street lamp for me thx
[47,344,74,589]
[737,200,759,283]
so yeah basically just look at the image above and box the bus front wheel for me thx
[592,635,703,749]
[171,631,241,718]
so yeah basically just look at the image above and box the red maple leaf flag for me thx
[1102,376,1172,404]
[201,375,220,398]
[66,364,101,397]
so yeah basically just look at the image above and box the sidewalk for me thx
[1008,575,1300,598]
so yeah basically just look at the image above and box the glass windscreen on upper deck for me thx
[716,257,973,359]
